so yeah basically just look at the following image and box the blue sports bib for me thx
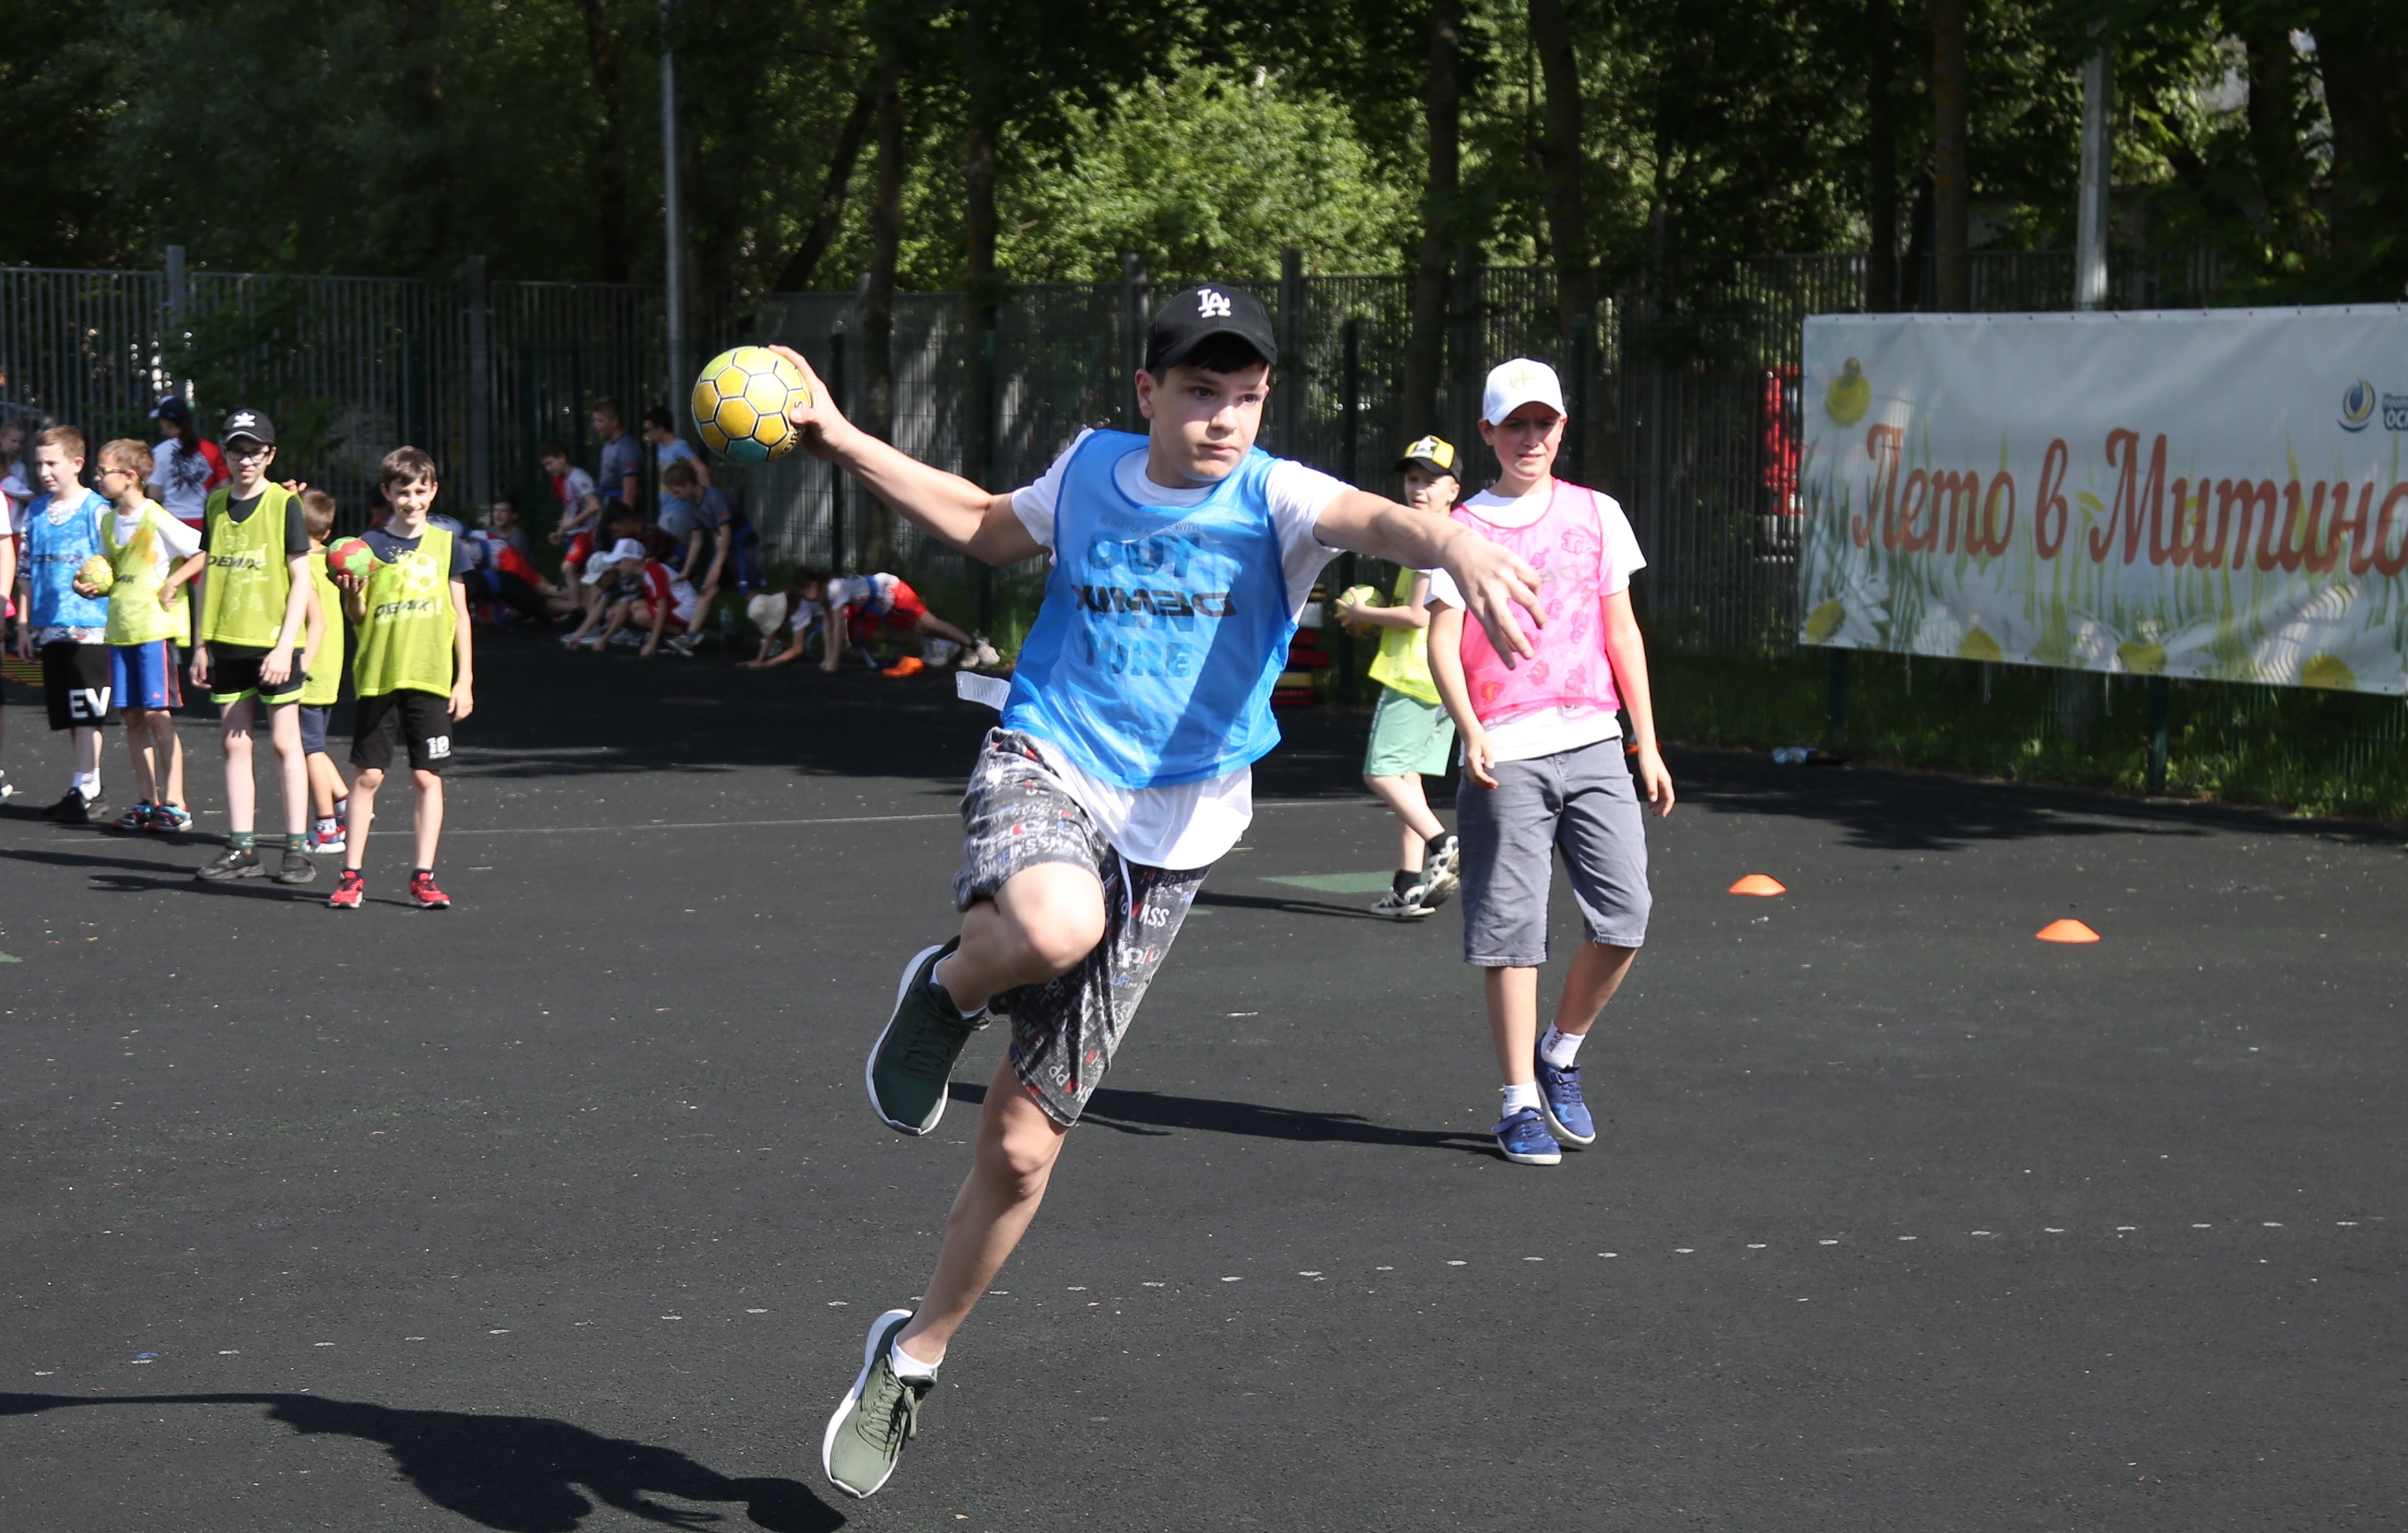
[24,489,111,631]
[1004,430,1299,789]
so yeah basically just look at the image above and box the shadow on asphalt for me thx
[955,1081,1495,1155]
[0,1393,843,1532]
[1192,888,1390,922]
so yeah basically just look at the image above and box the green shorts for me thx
[1363,686,1457,778]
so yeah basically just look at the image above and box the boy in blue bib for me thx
[785,286,1544,1500]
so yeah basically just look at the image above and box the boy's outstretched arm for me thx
[1313,490,1545,666]
[1602,588,1673,816]
[769,346,1040,569]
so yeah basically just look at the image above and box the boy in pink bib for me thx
[1427,359,1675,1166]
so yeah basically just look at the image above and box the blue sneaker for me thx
[1492,1106,1561,1165]
[1535,1055,1596,1147]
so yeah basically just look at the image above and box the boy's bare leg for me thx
[72,725,101,788]
[220,699,257,834]
[343,768,382,873]
[307,753,346,819]
[123,710,159,805]
[1486,965,1543,1086]
[894,1058,1070,1364]
[913,613,978,650]
[411,770,444,869]
[267,703,309,838]
[159,713,185,808]
[931,863,1107,1011]
[1365,773,1443,872]
[891,861,1106,1365]
[1551,940,1638,1042]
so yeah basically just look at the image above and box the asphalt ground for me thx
[1,633,2402,1532]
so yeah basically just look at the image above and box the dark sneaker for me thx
[273,849,317,884]
[1493,1105,1562,1166]
[196,846,264,881]
[1420,832,1461,909]
[408,872,452,909]
[112,802,155,833]
[865,941,983,1135]
[327,870,365,910]
[821,1309,934,1499]
[147,804,194,835]
[47,788,103,824]
[1535,1055,1596,1146]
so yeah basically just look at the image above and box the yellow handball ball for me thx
[691,345,811,465]
[76,555,116,595]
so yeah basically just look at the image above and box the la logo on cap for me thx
[1197,289,1232,319]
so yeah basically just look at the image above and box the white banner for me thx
[1798,306,2408,692]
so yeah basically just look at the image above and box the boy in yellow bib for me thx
[1333,434,1465,918]
[189,409,321,884]
[297,490,352,855]
[91,439,205,833]
[327,447,476,912]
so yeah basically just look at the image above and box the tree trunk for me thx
[1405,0,1462,436]
[1930,0,1969,310]
[580,0,629,282]
[1864,0,1898,312]
[859,51,905,572]
[2313,6,2407,272]
[962,0,1001,490]
[1526,0,1592,330]
[385,0,447,274]
[774,86,873,292]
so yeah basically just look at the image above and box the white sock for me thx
[928,955,982,1020]
[890,1336,942,1376]
[1500,1081,1542,1115]
[73,771,100,797]
[1540,1027,1584,1068]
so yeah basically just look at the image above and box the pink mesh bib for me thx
[1452,481,1621,725]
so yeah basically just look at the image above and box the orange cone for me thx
[1728,874,1787,896]
[2035,918,2099,943]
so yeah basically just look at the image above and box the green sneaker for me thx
[821,1308,935,1498]
[865,941,985,1135]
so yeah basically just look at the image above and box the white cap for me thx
[1481,358,1567,425]
[581,537,648,583]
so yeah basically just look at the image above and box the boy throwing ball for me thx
[1427,360,1674,1167]
[326,448,475,912]
[770,286,1541,1500]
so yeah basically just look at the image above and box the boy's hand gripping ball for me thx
[329,537,378,582]
[692,346,811,465]
[76,555,116,595]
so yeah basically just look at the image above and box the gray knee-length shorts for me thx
[1455,736,1650,967]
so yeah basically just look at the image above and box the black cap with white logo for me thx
[1145,284,1278,374]
[220,407,276,446]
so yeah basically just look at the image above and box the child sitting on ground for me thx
[738,565,829,670]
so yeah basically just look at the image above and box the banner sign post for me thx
[1798,307,2408,693]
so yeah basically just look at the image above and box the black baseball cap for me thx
[1145,284,1278,374]
[149,395,193,426]
[221,407,276,446]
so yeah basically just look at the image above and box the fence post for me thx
[1335,316,1363,705]
[464,254,492,507]
[2146,675,2170,794]
[163,245,189,400]
[1122,252,1146,428]
[1275,248,1304,455]
[1568,312,1595,485]
[828,332,848,569]
[977,325,997,633]
[1449,244,1485,470]
[1824,648,1849,755]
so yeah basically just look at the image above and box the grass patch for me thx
[1655,648,2408,820]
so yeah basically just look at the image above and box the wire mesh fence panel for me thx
[0,267,172,450]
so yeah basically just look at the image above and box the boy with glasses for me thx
[92,439,204,833]
[189,409,320,883]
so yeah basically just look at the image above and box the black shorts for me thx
[205,644,307,706]
[351,690,456,775]
[41,641,118,729]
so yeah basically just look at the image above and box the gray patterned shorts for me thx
[954,729,1206,1127]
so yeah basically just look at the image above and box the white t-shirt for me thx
[826,572,900,614]
[0,457,28,532]
[113,501,204,578]
[1002,429,1348,868]
[1426,481,1646,764]
[786,596,827,632]
[147,438,219,525]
